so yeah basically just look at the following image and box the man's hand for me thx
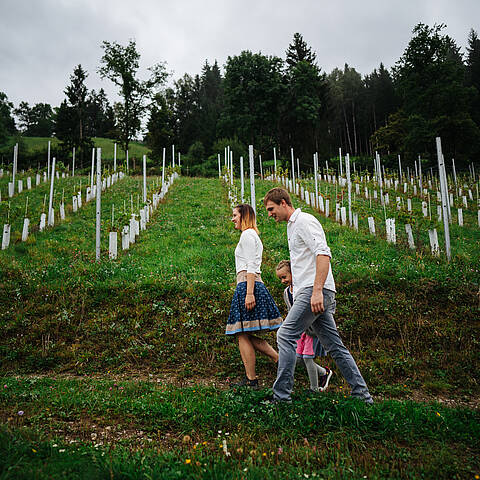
[245,293,256,311]
[311,289,324,314]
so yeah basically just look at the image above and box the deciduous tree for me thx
[98,40,168,153]
[220,51,284,153]
[14,101,54,137]
[0,92,16,144]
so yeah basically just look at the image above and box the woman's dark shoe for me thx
[230,376,259,390]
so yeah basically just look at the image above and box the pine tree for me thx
[86,88,115,138]
[198,60,223,153]
[283,33,327,159]
[466,29,480,90]
[286,33,317,69]
[65,65,89,144]
[56,65,93,167]
[390,23,479,162]
[466,28,480,126]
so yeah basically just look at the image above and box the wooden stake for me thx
[240,156,244,203]
[436,137,451,262]
[96,148,102,261]
[143,154,147,203]
[48,157,56,226]
[291,148,295,185]
[249,145,256,215]
[346,153,352,226]
[162,147,166,187]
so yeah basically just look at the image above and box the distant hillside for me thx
[1,136,151,164]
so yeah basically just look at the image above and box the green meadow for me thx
[0,174,479,478]
[296,171,480,264]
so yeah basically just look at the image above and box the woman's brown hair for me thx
[234,204,259,234]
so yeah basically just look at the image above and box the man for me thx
[264,187,373,404]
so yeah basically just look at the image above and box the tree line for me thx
[1,23,479,174]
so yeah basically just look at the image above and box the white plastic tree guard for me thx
[129,216,136,244]
[405,224,415,249]
[95,148,102,261]
[386,218,396,244]
[2,224,11,249]
[122,226,130,250]
[109,232,118,259]
[428,229,440,256]
[47,157,56,226]
[21,218,29,241]
[39,213,46,231]
[368,217,376,235]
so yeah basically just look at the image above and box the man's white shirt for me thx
[287,208,336,298]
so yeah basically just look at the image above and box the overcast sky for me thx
[1,0,479,109]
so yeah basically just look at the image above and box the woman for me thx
[226,204,283,389]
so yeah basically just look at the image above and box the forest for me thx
[1,23,480,174]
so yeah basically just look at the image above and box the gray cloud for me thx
[1,0,479,110]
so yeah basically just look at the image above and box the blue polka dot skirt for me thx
[226,281,283,335]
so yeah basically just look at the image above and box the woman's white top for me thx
[235,228,263,274]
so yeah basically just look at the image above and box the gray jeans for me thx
[273,287,372,403]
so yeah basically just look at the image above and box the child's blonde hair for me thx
[276,260,291,272]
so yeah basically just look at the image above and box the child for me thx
[276,260,333,392]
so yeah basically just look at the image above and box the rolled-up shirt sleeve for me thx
[299,219,332,259]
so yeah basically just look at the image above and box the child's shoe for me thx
[319,367,333,391]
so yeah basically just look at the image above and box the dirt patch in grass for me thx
[8,371,480,410]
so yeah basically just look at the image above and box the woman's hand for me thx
[245,293,256,311]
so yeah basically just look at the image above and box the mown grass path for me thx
[0,376,478,479]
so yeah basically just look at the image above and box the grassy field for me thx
[0,173,162,250]
[1,377,478,479]
[294,171,480,263]
[0,136,150,159]
[1,174,479,478]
